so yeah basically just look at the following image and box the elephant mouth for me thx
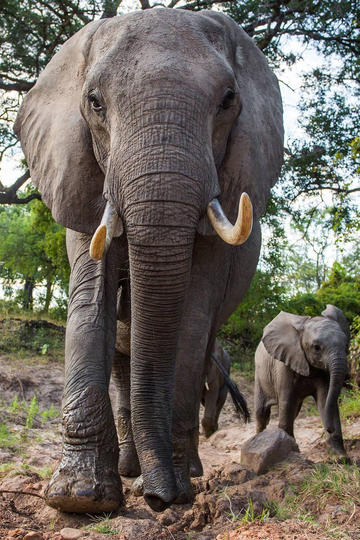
[89,193,253,261]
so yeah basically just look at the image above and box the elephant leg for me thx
[112,347,141,477]
[254,380,271,434]
[172,322,212,503]
[277,392,298,438]
[189,427,203,478]
[316,384,346,456]
[45,230,123,513]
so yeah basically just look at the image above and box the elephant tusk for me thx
[89,201,122,261]
[207,192,253,246]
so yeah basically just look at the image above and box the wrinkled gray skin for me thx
[14,9,283,513]
[113,338,231,480]
[255,305,350,456]
[201,339,231,439]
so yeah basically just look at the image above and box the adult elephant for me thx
[14,9,283,513]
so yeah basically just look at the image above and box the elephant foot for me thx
[47,386,123,513]
[327,434,347,458]
[173,466,194,505]
[45,463,124,513]
[189,453,203,477]
[131,472,191,509]
[201,419,216,439]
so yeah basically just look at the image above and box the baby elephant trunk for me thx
[324,355,348,434]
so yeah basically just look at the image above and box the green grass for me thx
[220,491,271,524]
[0,461,53,479]
[87,514,118,535]
[339,385,360,421]
[240,498,271,524]
[272,463,360,535]
[0,423,20,448]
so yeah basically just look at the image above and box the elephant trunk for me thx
[324,355,348,433]
[123,174,201,511]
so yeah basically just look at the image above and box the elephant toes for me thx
[118,442,141,477]
[45,466,124,513]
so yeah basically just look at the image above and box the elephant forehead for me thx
[305,318,346,343]
[87,9,231,70]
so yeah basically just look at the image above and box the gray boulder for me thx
[240,428,299,474]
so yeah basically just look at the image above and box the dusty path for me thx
[0,353,359,539]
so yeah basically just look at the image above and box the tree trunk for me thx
[43,277,53,313]
[23,277,35,310]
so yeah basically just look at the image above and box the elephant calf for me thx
[201,339,231,438]
[254,304,350,456]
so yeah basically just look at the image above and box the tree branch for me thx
[289,185,360,202]
[0,488,44,499]
[0,78,35,92]
[101,0,123,18]
[181,0,233,11]
[139,0,151,9]
[0,170,41,205]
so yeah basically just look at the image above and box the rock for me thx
[59,529,83,540]
[23,533,43,540]
[240,428,299,474]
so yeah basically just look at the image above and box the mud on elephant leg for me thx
[112,346,141,477]
[44,231,124,513]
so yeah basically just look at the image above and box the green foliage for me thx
[220,269,287,350]
[339,384,360,420]
[316,262,360,321]
[349,316,360,384]
[25,395,39,428]
[0,316,65,362]
[0,202,69,312]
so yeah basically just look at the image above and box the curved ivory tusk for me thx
[207,193,253,246]
[89,201,122,261]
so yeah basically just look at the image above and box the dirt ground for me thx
[0,344,359,540]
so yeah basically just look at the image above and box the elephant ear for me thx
[321,304,350,349]
[14,20,107,234]
[201,11,284,224]
[262,312,310,376]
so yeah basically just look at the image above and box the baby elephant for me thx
[201,339,250,438]
[201,340,231,437]
[255,305,350,456]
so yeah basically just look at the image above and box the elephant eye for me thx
[88,92,103,113]
[314,344,321,352]
[221,89,236,110]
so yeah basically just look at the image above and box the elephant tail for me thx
[211,353,251,423]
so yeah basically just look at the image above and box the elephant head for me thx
[15,9,283,510]
[262,305,349,436]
